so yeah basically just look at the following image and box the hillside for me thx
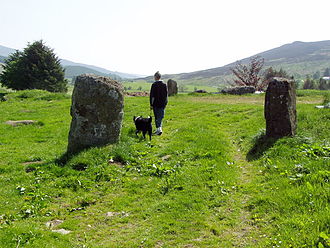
[2,40,330,87]
[0,45,141,80]
[0,55,7,63]
[137,40,330,87]
[60,59,143,79]
[64,65,122,81]
[0,45,15,57]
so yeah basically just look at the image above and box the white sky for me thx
[1,0,329,75]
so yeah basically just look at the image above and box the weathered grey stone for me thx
[167,79,178,96]
[67,74,124,154]
[221,86,256,95]
[52,229,71,235]
[5,120,36,126]
[46,219,63,228]
[264,77,296,137]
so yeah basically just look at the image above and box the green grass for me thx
[122,81,218,93]
[0,89,329,247]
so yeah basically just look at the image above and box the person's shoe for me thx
[154,127,162,135]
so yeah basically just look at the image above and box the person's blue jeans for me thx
[153,107,165,128]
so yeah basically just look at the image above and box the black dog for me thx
[133,116,152,140]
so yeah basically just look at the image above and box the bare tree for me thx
[230,56,265,90]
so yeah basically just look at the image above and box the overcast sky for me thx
[1,0,329,75]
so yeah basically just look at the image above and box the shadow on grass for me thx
[55,149,85,166]
[246,133,279,161]
[0,92,8,101]
[128,127,153,142]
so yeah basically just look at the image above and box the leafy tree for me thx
[303,76,317,89]
[0,40,67,92]
[263,67,290,82]
[230,56,265,90]
[262,67,298,88]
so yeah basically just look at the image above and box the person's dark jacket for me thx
[150,80,168,108]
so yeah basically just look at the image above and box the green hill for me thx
[0,45,142,80]
[137,40,330,87]
[64,65,122,81]
[60,59,144,79]
[0,55,7,63]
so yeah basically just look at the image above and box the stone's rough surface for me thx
[167,79,178,96]
[221,86,256,95]
[46,219,64,228]
[5,120,36,126]
[265,77,296,137]
[52,229,71,235]
[67,74,124,153]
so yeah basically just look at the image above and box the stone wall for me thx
[221,86,256,95]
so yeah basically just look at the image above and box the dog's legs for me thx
[148,130,152,140]
[142,131,146,139]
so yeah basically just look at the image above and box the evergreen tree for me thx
[0,40,67,92]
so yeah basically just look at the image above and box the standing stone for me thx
[167,79,178,96]
[67,74,124,154]
[264,77,296,137]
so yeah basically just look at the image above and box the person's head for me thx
[154,71,161,81]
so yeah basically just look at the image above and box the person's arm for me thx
[164,84,168,106]
[150,84,155,108]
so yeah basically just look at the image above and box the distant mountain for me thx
[0,45,16,57]
[2,41,330,87]
[64,65,121,81]
[138,40,330,87]
[60,59,143,79]
[0,55,7,63]
[0,45,143,79]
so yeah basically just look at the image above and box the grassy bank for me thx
[0,89,329,247]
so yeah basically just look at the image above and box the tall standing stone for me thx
[264,77,296,137]
[67,74,124,154]
[167,79,178,96]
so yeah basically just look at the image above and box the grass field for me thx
[122,81,219,93]
[0,89,329,247]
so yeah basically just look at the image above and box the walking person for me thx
[150,71,168,135]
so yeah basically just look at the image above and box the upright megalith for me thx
[67,74,124,154]
[167,79,178,96]
[264,77,296,137]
